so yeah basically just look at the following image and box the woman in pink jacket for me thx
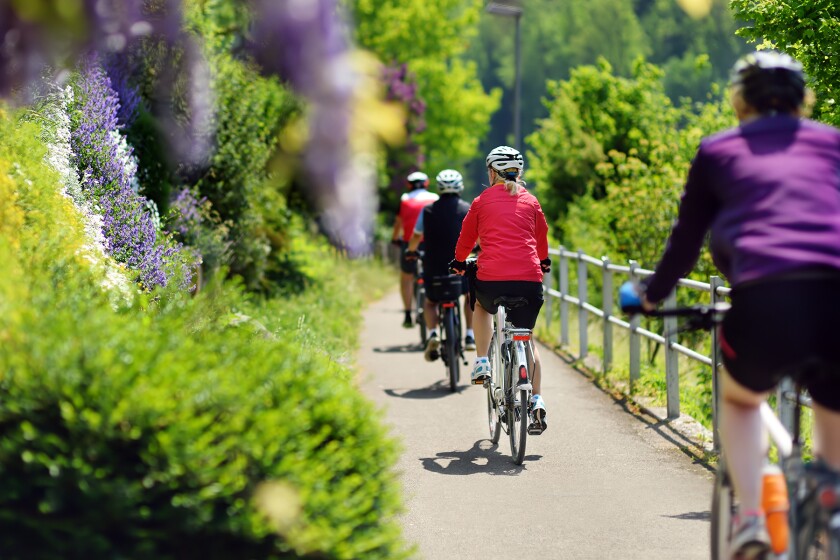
[450,146,551,433]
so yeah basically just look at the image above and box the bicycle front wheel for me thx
[507,348,529,465]
[443,307,459,392]
[710,464,735,560]
[486,333,502,444]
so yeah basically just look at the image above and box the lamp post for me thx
[485,1,523,150]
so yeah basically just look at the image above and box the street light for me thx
[485,1,523,150]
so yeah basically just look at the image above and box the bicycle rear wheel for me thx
[507,346,529,465]
[416,283,426,345]
[710,464,735,560]
[443,307,459,392]
[486,333,502,443]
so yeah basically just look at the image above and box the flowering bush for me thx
[69,58,190,290]
[382,63,427,198]
[167,186,233,278]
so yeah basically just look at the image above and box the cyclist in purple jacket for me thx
[636,51,840,559]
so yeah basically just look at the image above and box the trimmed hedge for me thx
[0,109,407,559]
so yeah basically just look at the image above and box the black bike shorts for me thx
[473,280,543,330]
[720,271,840,411]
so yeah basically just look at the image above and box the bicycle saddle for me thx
[494,296,528,309]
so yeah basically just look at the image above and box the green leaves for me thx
[731,0,840,126]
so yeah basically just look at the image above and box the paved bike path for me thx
[358,289,714,559]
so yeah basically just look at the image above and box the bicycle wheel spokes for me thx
[506,349,528,465]
[486,333,502,443]
[444,307,458,392]
[710,466,735,560]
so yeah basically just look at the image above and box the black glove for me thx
[405,250,420,261]
[448,259,467,276]
[540,258,551,273]
[391,238,402,247]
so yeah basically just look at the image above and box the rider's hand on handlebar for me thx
[449,259,467,276]
[405,250,420,261]
[540,258,551,273]
[619,280,655,314]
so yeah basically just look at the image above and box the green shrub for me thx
[0,108,408,559]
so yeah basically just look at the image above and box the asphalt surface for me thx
[358,289,715,560]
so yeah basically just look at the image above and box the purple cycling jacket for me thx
[645,115,840,303]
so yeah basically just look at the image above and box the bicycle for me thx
[483,296,539,465]
[412,252,427,346]
[618,282,840,560]
[427,275,467,392]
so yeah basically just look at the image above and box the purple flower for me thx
[246,0,375,255]
[1,1,182,100]
[70,58,190,290]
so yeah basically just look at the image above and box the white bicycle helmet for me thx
[436,169,464,194]
[406,171,429,187]
[486,145,524,173]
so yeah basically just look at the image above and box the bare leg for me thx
[530,342,542,396]
[812,402,840,470]
[400,271,414,312]
[472,302,493,358]
[463,294,473,329]
[719,368,769,514]
[424,298,438,331]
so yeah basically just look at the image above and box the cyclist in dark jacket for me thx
[636,51,840,559]
[407,169,474,361]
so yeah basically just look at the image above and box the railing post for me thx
[601,256,613,375]
[710,275,724,451]
[544,248,554,331]
[559,247,569,348]
[629,261,640,392]
[577,249,588,359]
[777,377,796,435]
[664,290,680,419]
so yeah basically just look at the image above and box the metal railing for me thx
[375,240,805,451]
[543,246,732,448]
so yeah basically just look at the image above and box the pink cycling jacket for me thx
[455,183,549,282]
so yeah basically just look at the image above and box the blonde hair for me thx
[491,169,526,195]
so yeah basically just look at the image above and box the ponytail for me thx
[494,169,525,195]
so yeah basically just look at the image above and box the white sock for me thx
[466,329,475,338]
[429,329,438,338]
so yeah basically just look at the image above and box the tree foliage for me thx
[731,0,840,126]
[346,0,500,186]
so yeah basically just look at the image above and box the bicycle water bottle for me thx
[762,463,789,554]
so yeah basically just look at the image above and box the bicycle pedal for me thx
[472,377,488,386]
[527,423,545,436]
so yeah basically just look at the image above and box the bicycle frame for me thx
[486,304,535,464]
[714,385,840,559]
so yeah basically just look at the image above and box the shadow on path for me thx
[384,380,467,399]
[663,510,711,522]
[374,344,422,354]
[420,439,542,476]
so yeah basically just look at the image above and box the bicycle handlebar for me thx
[619,281,730,330]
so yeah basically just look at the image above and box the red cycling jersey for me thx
[398,188,438,241]
[455,183,549,282]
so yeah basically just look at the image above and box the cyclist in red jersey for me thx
[450,146,551,433]
[391,171,439,328]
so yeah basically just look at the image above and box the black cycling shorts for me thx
[720,271,840,411]
[473,280,544,330]
[399,242,423,274]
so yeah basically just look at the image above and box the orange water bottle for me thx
[762,463,789,554]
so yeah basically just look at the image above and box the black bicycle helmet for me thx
[730,50,806,114]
